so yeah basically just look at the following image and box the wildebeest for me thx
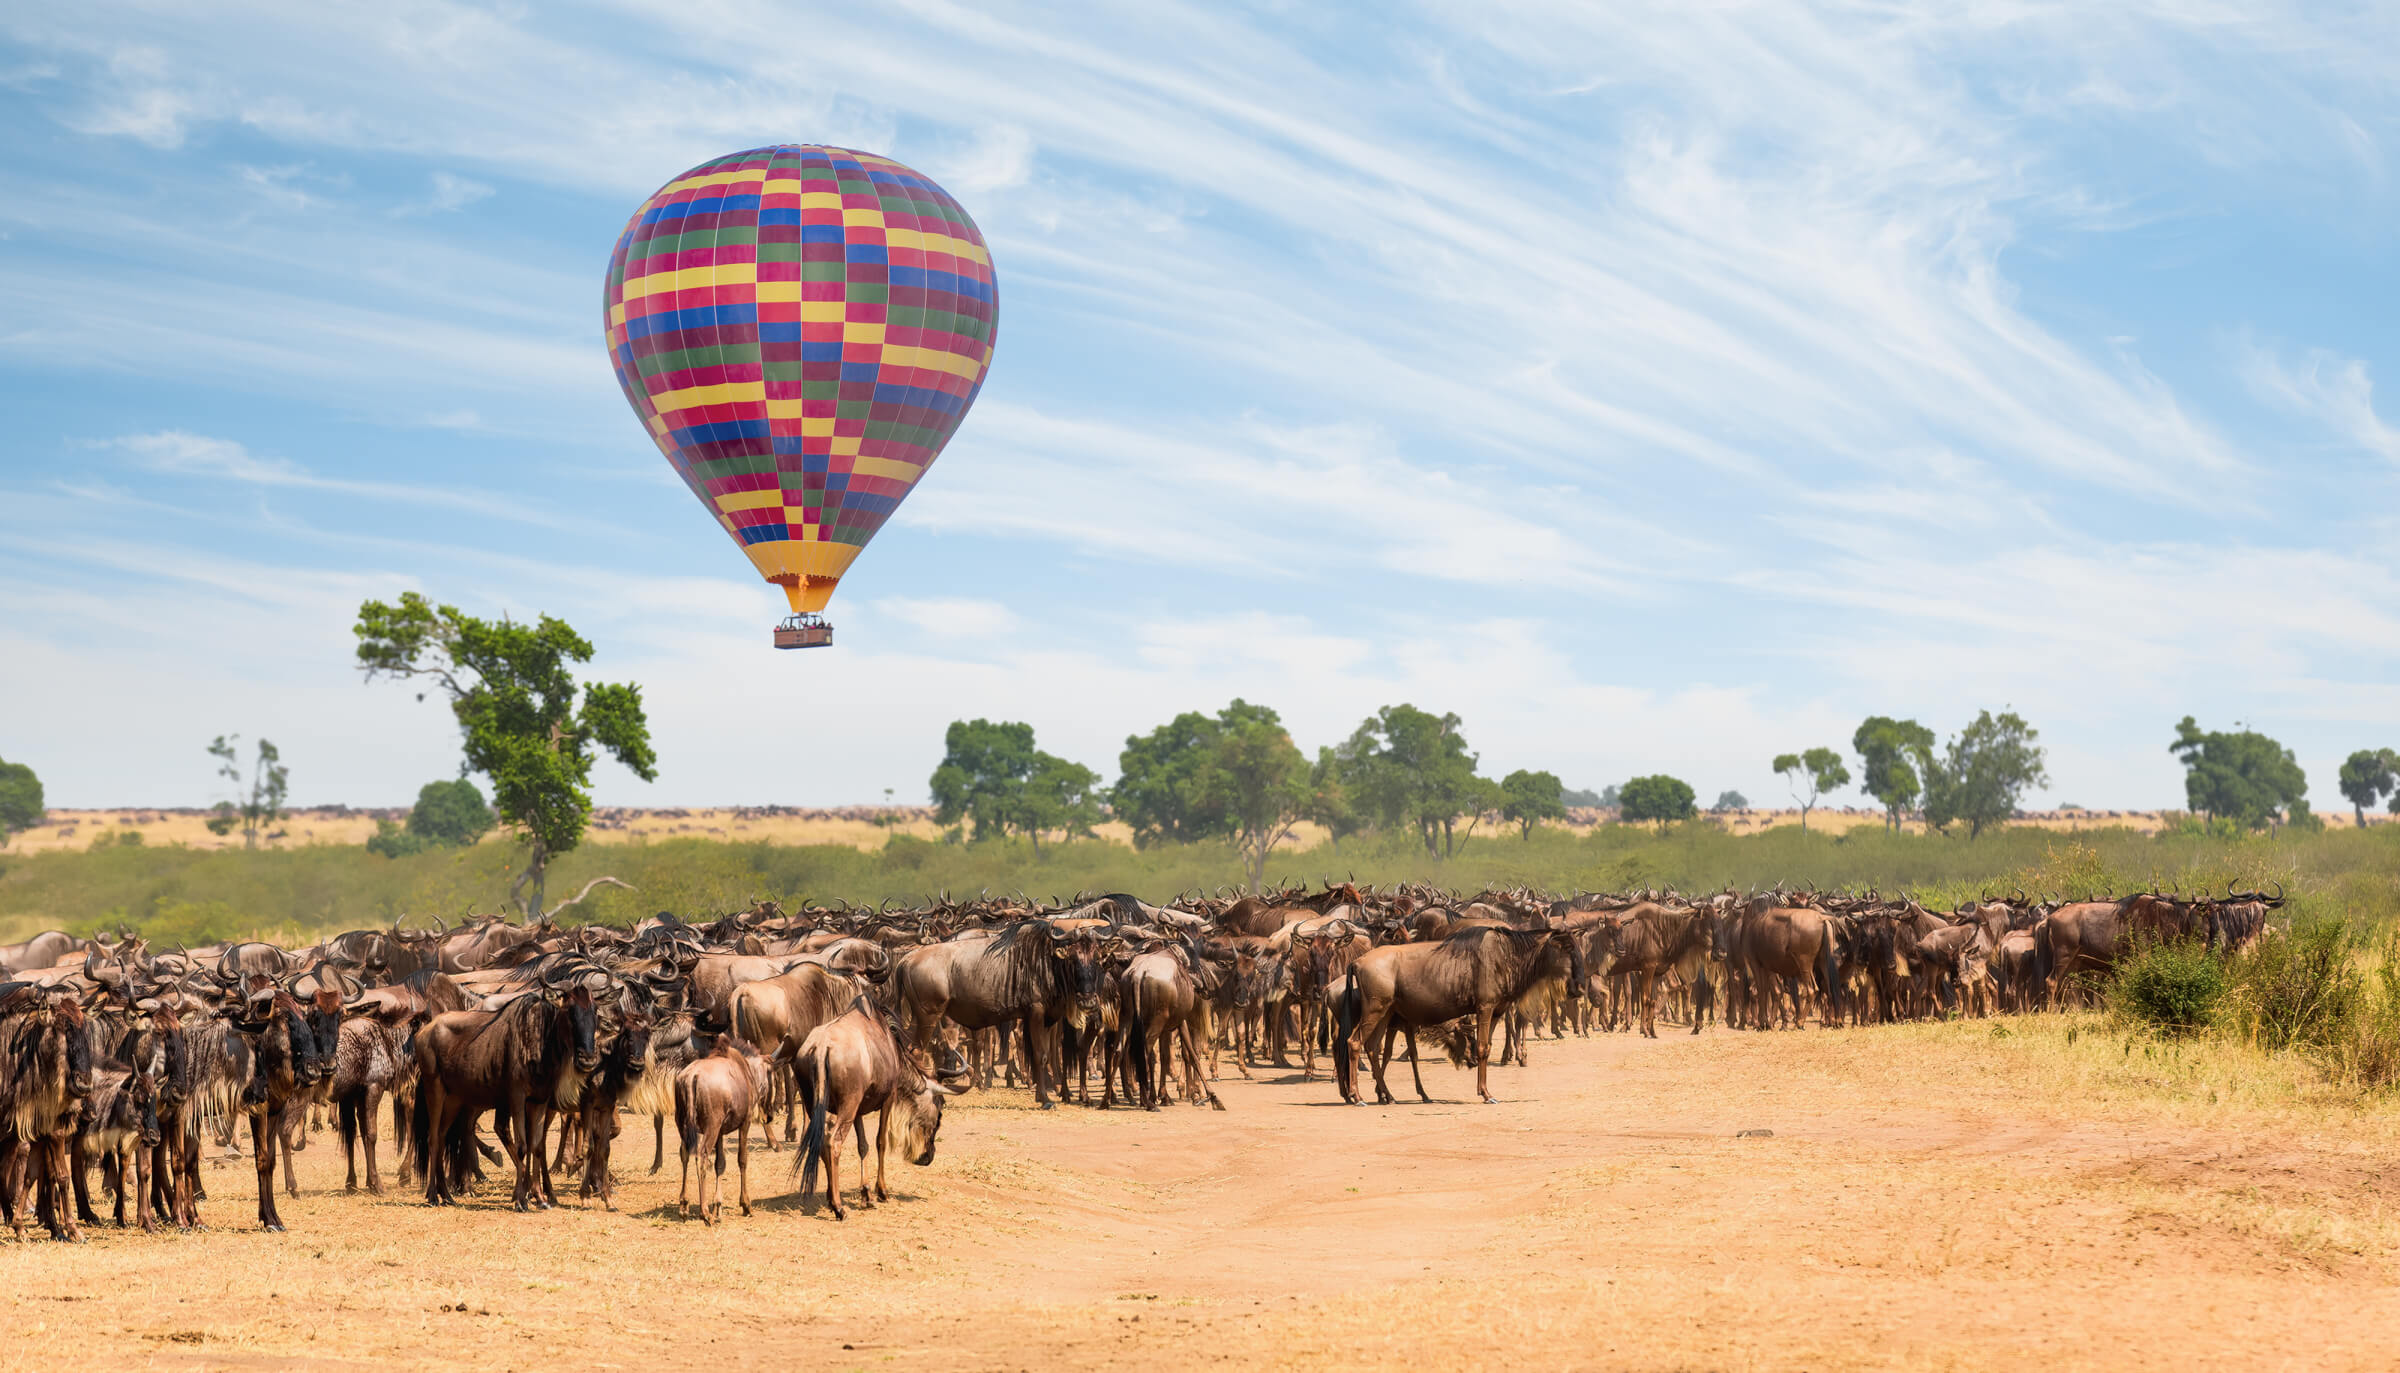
[1,986,96,1240]
[1335,925,1584,1105]
[330,993,415,1194]
[410,970,599,1210]
[1590,902,1714,1037]
[796,997,961,1220]
[891,919,1111,1109]
[0,931,89,977]
[673,1034,771,1223]
[71,1059,161,1232]
[1118,942,1225,1111]
[223,979,331,1231]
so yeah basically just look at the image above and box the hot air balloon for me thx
[602,145,998,649]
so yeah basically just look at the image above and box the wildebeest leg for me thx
[73,1138,101,1227]
[651,1114,667,1174]
[1179,1017,1223,1110]
[676,1119,695,1220]
[852,1113,874,1209]
[250,1109,283,1232]
[735,1115,752,1217]
[131,1137,152,1233]
[505,1093,537,1211]
[361,1085,384,1194]
[1401,1026,1433,1103]
[1025,1011,1054,1108]
[873,1106,891,1202]
[1473,1008,1499,1104]
[530,1102,559,1208]
[279,1110,301,1197]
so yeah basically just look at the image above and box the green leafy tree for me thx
[204,734,289,850]
[1619,774,1697,828]
[1499,769,1566,840]
[1111,709,1224,849]
[367,778,497,859]
[1772,747,1851,833]
[1341,704,1490,857]
[1014,752,1104,858]
[1853,716,1935,832]
[0,756,43,847]
[2170,717,2307,831]
[2337,748,2398,828]
[1923,709,2048,839]
[930,719,1101,856]
[354,592,657,916]
[1194,708,1310,890]
[1306,745,1364,854]
[1110,700,1288,849]
[930,719,1039,842]
[1712,789,1748,811]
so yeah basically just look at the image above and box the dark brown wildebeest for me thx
[673,1034,771,1223]
[1281,919,1367,1080]
[410,971,599,1210]
[71,1058,161,1232]
[622,1011,705,1175]
[1993,927,2048,1012]
[1592,903,1714,1037]
[218,978,329,1232]
[2041,898,2135,1005]
[331,991,415,1194]
[1725,901,1845,1030]
[2212,884,2283,953]
[1334,925,1584,1106]
[796,997,962,1220]
[890,919,1111,1109]
[575,1003,658,1210]
[0,986,96,1240]
[1118,943,1225,1111]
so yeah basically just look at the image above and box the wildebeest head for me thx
[1048,926,1107,1029]
[50,995,96,1098]
[561,984,600,1074]
[893,1071,962,1167]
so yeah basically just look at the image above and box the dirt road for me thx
[8,1018,2398,1370]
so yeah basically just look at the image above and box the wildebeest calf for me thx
[673,1034,770,1224]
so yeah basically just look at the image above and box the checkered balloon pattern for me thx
[603,145,998,613]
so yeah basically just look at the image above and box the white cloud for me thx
[874,597,1022,639]
[100,431,601,533]
[2240,338,2400,466]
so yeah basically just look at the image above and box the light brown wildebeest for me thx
[1117,942,1226,1111]
[795,998,962,1220]
[1590,902,1714,1037]
[673,1034,771,1224]
[1725,901,1844,1030]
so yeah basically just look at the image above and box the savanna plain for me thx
[5,823,2399,1370]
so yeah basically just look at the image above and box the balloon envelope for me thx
[603,145,997,612]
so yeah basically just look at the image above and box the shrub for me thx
[2219,914,2359,1053]
[2108,938,2225,1036]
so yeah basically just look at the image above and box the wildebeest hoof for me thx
[263,1222,285,1233]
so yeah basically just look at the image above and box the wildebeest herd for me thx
[0,877,2284,1239]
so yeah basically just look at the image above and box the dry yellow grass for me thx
[8,1016,2398,1369]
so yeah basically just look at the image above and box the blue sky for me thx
[1,2,2395,812]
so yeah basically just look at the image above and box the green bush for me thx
[2109,938,2226,1036]
[2220,915,2360,1053]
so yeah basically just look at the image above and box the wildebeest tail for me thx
[797,1051,829,1195]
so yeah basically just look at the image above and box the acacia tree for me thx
[0,756,42,848]
[354,592,656,917]
[1854,716,1935,832]
[1924,709,2048,839]
[1773,747,1850,833]
[205,734,289,849]
[2337,748,2398,828]
[2170,717,2306,830]
[1500,769,1566,840]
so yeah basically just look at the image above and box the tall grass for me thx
[3,819,2393,947]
